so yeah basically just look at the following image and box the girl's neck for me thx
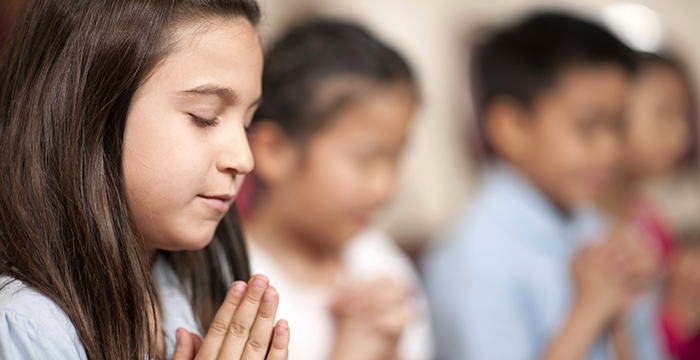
[244,203,344,287]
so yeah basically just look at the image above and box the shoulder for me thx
[422,192,528,298]
[0,277,87,359]
[425,196,524,278]
[439,175,528,250]
[0,277,79,334]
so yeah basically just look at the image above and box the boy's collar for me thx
[490,160,568,212]
[488,159,593,219]
[485,160,607,252]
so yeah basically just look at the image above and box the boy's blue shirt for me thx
[423,163,665,360]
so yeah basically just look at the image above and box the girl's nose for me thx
[217,131,255,176]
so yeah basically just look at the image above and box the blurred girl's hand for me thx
[329,278,411,360]
[173,275,290,360]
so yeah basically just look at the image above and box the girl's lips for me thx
[198,194,234,213]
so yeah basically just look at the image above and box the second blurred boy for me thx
[424,13,664,360]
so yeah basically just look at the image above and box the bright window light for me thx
[602,2,665,53]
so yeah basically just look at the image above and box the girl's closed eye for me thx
[190,114,218,127]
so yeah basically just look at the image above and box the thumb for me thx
[191,332,203,354]
[172,328,196,360]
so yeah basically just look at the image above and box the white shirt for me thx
[248,227,435,360]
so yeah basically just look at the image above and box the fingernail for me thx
[233,282,247,296]
[263,289,277,304]
[276,320,289,336]
[176,328,182,342]
[253,275,268,289]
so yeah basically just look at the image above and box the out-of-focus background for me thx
[254,0,700,257]
[3,0,697,256]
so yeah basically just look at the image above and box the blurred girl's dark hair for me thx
[253,19,417,141]
[0,0,258,358]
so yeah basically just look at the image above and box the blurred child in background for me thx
[600,52,700,359]
[424,12,664,360]
[664,237,700,360]
[237,20,434,360]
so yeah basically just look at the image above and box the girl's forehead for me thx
[634,66,689,100]
[139,18,262,101]
[308,85,415,146]
[168,18,261,61]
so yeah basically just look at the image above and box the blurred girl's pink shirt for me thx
[634,199,700,360]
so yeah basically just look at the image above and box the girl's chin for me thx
[157,231,217,252]
[182,235,216,251]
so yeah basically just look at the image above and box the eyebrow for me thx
[178,84,262,109]
[179,84,236,100]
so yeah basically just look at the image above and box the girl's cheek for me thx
[335,158,367,203]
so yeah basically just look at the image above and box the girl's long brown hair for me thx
[0,0,258,359]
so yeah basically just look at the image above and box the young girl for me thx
[237,20,434,360]
[601,53,700,359]
[0,0,289,359]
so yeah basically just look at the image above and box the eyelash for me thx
[190,115,217,127]
[189,114,253,134]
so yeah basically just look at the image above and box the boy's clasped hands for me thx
[573,226,661,324]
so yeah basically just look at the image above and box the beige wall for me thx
[257,0,700,247]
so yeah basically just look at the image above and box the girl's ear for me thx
[484,96,532,163]
[248,121,299,186]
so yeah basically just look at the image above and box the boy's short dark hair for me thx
[471,12,636,158]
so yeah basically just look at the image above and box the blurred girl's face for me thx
[275,82,415,247]
[122,19,262,252]
[622,64,691,179]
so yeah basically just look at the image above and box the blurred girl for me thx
[0,0,289,359]
[601,53,700,359]
[238,20,434,360]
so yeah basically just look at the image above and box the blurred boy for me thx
[424,13,664,360]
